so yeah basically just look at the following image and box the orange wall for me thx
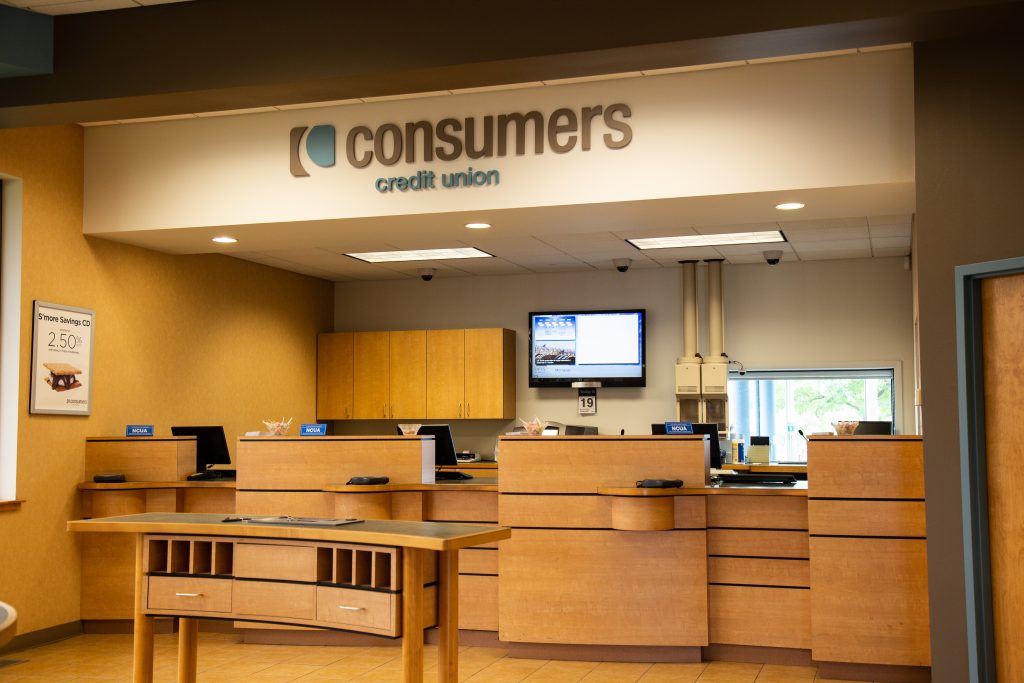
[0,124,333,633]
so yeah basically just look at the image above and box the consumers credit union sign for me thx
[289,103,633,194]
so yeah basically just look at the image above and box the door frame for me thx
[955,255,1024,683]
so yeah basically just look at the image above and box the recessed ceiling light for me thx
[627,231,786,250]
[465,222,492,229]
[345,247,493,263]
[775,202,805,210]
[211,236,238,244]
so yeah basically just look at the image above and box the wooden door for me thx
[353,331,389,419]
[388,330,425,419]
[426,329,465,419]
[981,272,1024,682]
[316,333,353,420]
[464,328,514,419]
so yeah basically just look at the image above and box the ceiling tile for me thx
[692,222,781,235]
[794,248,873,261]
[640,246,726,263]
[868,223,911,238]
[873,246,912,257]
[793,238,871,252]
[29,0,136,14]
[867,214,913,227]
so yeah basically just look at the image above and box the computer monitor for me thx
[854,420,893,435]
[564,424,598,435]
[650,423,667,435]
[690,423,723,469]
[170,425,231,473]
[415,424,459,469]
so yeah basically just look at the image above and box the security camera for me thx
[763,250,783,266]
[418,267,436,282]
[613,258,631,273]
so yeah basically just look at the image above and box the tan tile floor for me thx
[0,633,879,682]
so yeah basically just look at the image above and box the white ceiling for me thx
[35,6,911,283]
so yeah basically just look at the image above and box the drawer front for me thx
[460,574,498,631]
[234,542,318,582]
[316,585,396,635]
[460,548,498,575]
[147,576,232,614]
[809,500,927,538]
[708,495,808,530]
[234,580,315,620]
[709,585,810,649]
[707,529,809,559]
[709,557,810,588]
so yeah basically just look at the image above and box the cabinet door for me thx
[426,329,465,419]
[316,333,353,420]
[353,332,390,419]
[389,330,425,419]
[465,328,515,419]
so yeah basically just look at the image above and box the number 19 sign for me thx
[30,301,95,415]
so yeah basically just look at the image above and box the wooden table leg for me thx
[402,548,424,683]
[132,534,154,683]
[437,550,459,683]
[177,617,199,683]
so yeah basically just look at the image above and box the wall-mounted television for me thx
[529,309,646,388]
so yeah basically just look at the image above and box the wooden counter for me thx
[74,435,930,680]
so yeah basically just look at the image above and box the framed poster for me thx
[30,301,95,415]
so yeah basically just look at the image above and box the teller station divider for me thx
[75,434,930,682]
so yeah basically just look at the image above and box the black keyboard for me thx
[435,470,474,481]
[717,473,797,486]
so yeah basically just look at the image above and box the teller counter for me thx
[74,434,928,681]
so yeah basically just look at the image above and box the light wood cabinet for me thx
[318,327,515,420]
[465,328,515,419]
[426,329,465,418]
[389,330,426,419]
[353,331,389,419]
[316,333,353,420]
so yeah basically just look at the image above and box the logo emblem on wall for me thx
[289,124,336,177]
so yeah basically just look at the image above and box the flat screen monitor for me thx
[690,423,723,469]
[529,309,646,387]
[415,424,458,469]
[854,420,893,435]
[650,423,667,435]
[170,425,231,472]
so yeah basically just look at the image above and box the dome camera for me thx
[613,258,632,273]
[763,250,783,266]
[418,267,437,282]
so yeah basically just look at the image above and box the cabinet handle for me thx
[383,404,386,418]
[175,593,203,598]
[459,404,462,418]
[337,605,365,611]
[467,403,470,418]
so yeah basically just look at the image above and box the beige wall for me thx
[333,257,913,454]
[915,35,1024,682]
[0,125,333,634]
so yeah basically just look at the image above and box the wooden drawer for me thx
[460,574,497,631]
[809,500,927,537]
[460,548,498,575]
[425,491,498,522]
[147,576,232,614]
[316,586,397,636]
[234,542,317,582]
[709,585,810,649]
[708,496,808,530]
[809,537,930,666]
[709,557,809,588]
[707,529,809,559]
[233,580,315,621]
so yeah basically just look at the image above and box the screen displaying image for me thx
[529,309,645,387]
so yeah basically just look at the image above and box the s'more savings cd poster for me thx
[30,301,95,415]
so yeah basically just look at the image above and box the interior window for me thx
[727,368,896,463]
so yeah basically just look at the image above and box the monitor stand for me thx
[435,469,473,481]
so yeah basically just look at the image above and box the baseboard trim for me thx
[0,621,82,655]
[243,627,498,647]
[816,661,931,682]
[506,643,701,663]
[703,644,813,666]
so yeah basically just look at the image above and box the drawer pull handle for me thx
[175,593,203,597]
[337,605,365,611]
